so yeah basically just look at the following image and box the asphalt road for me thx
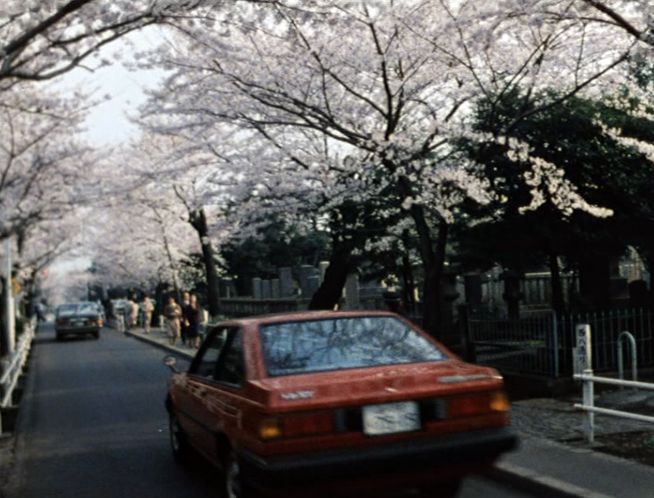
[8,322,536,498]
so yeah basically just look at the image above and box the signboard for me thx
[573,323,592,375]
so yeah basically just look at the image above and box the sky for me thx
[54,28,167,145]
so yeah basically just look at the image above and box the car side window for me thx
[189,327,228,378]
[214,328,245,387]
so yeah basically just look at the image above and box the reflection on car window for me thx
[259,317,445,377]
[56,304,78,316]
[214,329,244,386]
[191,328,228,377]
[78,303,98,314]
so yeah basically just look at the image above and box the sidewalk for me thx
[124,325,197,359]
[125,326,654,497]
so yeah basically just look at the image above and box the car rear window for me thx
[57,304,78,316]
[259,316,446,377]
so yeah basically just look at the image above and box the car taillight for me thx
[283,411,334,437]
[258,411,335,440]
[448,391,510,417]
[258,418,283,440]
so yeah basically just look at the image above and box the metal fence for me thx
[0,318,35,433]
[469,308,654,378]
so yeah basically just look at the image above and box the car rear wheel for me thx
[169,414,190,463]
[420,479,462,497]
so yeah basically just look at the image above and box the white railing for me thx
[573,370,654,443]
[0,319,35,433]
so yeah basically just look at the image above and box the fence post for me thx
[552,311,559,378]
[458,305,475,363]
[582,368,595,444]
[617,331,638,390]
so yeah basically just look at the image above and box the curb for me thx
[486,461,613,498]
[123,329,194,360]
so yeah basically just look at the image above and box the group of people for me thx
[109,295,155,334]
[163,292,204,348]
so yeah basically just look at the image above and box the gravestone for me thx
[307,276,321,297]
[299,265,316,297]
[271,279,281,299]
[279,267,294,297]
[344,274,360,310]
[261,280,272,299]
[252,278,262,300]
[318,261,330,280]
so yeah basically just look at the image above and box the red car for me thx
[164,311,517,497]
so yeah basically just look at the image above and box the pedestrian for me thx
[36,301,47,322]
[129,298,139,330]
[185,294,203,349]
[164,296,182,346]
[111,301,125,334]
[180,291,191,346]
[121,300,130,330]
[140,294,154,334]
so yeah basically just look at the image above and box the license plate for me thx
[362,401,421,436]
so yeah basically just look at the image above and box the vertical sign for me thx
[573,323,592,375]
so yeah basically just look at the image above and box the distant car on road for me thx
[163,311,517,497]
[55,302,103,340]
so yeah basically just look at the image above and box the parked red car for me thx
[164,311,517,497]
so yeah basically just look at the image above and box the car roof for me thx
[224,309,402,328]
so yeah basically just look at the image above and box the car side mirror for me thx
[163,355,178,373]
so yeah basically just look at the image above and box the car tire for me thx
[169,414,190,464]
[224,450,255,498]
[420,479,462,497]
[93,331,100,339]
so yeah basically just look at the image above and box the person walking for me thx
[164,296,183,346]
[186,294,203,349]
[140,294,155,334]
[180,291,191,346]
[129,298,139,330]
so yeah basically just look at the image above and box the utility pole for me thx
[2,238,15,355]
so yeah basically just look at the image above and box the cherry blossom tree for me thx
[0,85,97,242]
[0,0,258,87]
[138,0,645,335]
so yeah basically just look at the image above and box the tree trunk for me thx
[578,253,611,310]
[400,250,416,315]
[190,208,221,317]
[396,173,447,338]
[309,242,351,310]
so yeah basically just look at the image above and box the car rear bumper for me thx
[239,427,518,486]
[56,327,100,335]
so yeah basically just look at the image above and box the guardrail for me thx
[573,369,654,443]
[0,319,35,434]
